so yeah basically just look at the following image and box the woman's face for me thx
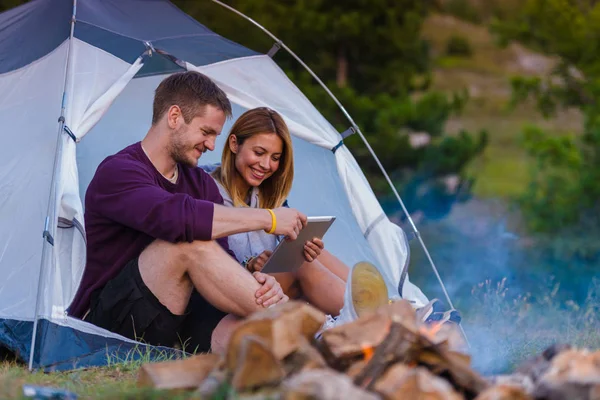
[231,132,283,187]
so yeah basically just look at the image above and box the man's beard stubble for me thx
[169,124,199,168]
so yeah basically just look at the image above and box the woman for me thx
[210,107,350,316]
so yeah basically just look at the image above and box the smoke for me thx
[392,197,600,375]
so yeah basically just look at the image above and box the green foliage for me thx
[437,0,524,24]
[176,0,432,96]
[492,0,600,237]
[441,0,482,24]
[445,35,473,57]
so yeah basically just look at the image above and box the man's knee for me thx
[141,239,224,271]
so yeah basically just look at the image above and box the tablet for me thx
[261,216,336,274]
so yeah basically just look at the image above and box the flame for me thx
[419,321,444,341]
[362,344,374,362]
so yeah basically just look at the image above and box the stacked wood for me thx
[375,363,463,400]
[136,300,597,400]
[532,349,600,400]
[474,384,533,400]
[281,369,379,400]
[137,353,219,390]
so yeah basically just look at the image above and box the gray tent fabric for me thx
[0,0,71,74]
[0,0,257,75]
[75,0,258,69]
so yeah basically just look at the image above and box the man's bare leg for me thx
[211,314,242,354]
[138,239,268,317]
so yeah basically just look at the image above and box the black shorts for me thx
[84,257,226,353]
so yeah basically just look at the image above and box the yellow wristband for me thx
[266,209,276,234]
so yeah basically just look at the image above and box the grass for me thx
[421,14,583,199]
[0,346,209,399]
[463,277,600,374]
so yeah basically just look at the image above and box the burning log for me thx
[137,354,219,390]
[374,364,464,400]
[319,312,391,367]
[354,319,414,389]
[352,316,488,397]
[281,369,379,400]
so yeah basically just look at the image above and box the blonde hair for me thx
[214,107,294,209]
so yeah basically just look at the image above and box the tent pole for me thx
[209,0,469,347]
[28,0,78,371]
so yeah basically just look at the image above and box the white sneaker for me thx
[315,261,388,338]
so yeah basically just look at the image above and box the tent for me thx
[0,0,432,371]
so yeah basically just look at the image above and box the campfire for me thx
[137,300,598,399]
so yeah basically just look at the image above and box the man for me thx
[69,71,307,352]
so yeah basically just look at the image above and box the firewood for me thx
[378,299,418,332]
[283,337,327,376]
[320,312,391,365]
[374,364,464,400]
[281,369,379,400]
[416,343,490,396]
[474,384,532,400]
[516,343,571,383]
[231,335,286,391]
[489,373,535,395]
[137,354,219,390]
[533,349,600,400]
[436,321,469,352]
[226,301,326,371]
[354,320,414,389]
[346,360,368,380]
[196,368,228,398]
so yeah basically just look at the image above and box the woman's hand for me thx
[303,238,324,262]
[246,250,272,273]
[253,272,288,307]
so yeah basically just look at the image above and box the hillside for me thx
[422,14,582,198]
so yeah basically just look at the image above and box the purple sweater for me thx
[69,142,233,318]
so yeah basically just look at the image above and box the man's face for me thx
[169,105,226,167]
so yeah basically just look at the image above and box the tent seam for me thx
[76,19,223,43]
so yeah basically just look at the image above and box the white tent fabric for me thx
[46,39,146,319]
[0,42,68,320]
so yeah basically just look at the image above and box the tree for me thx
[491,0,600,258]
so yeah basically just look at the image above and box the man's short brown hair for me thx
[152,71,232,125]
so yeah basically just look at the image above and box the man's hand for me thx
[247,250,272,273]
[270,207,307,240]
[253,272,288,307]
[303,238,324,262]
